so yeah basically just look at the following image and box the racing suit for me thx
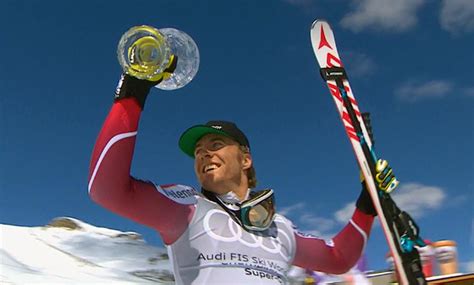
[88,97,375,284]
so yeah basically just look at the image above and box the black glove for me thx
[356,183,377,216]
[114,73,162,109]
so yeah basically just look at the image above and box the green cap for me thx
[178,120,250,157]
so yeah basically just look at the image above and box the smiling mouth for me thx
[203,163,220,173]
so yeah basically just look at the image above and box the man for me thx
[88,74,397,284]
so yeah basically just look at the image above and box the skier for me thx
[88,73,398,284]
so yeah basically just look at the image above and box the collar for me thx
[218,189,250,204]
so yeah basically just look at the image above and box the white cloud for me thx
[462,87,474,97]
[341,0,425,32]
[395,80,453,102]
[300,213,336,232]
[279,202,305,216]
[342,51,377,78]
[283,182,446,236]
[334,202,356,224]
[440,0,474,34]
[279,202,336,237]
[335,183,446,223]
[462,260,474,273]
[391,183,446,218]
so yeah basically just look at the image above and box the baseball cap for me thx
[179,120,250,157]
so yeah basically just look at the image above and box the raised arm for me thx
[88,75,194,244]
[292,159,399,273]
[292,208,374,274]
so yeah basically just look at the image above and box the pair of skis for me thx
[310,20,426,284]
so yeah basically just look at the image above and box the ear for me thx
[241,152,252,170]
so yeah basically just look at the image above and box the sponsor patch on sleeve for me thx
[154,184,198,205]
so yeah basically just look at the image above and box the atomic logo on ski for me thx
[316,25,343,68]
[318,26,332,50]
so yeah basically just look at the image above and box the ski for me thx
[310,20,426,285]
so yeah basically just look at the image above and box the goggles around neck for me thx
[202,189,276,232]
[239,189,275,231]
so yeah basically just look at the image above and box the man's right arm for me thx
[87,81,194,245]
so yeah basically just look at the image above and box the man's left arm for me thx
[292,207,374,274]
[292,159,398,274]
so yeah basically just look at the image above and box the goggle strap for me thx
[241,189,274,208]
[201,189,246,229]
[201,188,275,232]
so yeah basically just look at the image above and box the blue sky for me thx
[1,0,473,273]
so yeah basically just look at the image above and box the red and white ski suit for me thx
[88,98,374,284]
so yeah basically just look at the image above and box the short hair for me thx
[240,146,257,188]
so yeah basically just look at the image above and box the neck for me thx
[228,175,251,200]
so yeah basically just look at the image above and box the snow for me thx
[0,217,372,284]
[0,217,174,284]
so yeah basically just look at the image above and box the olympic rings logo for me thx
[203,209,294,261]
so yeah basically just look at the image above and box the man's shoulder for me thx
[273,213,321,239]
[274,213,296,229]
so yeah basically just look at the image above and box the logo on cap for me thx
[211,125,222,129]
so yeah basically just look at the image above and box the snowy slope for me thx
[0,217,174,284]
[0,217,373,284]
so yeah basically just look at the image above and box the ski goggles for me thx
[240,189,275,231]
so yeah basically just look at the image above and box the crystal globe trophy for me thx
[117,25,199,90]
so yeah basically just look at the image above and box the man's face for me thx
[194,134,252,194]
